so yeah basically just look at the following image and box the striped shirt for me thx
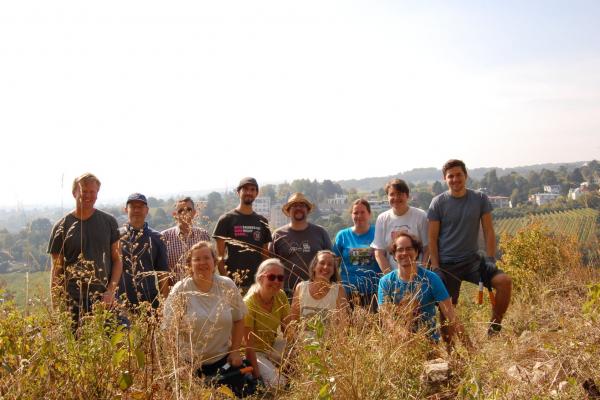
[161,225,210,280]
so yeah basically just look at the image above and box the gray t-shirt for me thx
[47,209,120,299]
[269,223,332,291]
[427,189,493,264]
[162,275,247,367]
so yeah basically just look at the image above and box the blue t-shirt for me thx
[333,226,382,296]
[378,266,449,340]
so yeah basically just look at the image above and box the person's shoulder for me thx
[431,191,450,203]
[309,222,328,234]
[380,270,396,283]
[376,208,393,221]
[243,292,259,308]
[418,266,442,281]
[409,206,427,217]
[170,277,190,294]
[96,209,118,222]
[214,274,237,289]
[469,189,489,201]
[273,224,291,236]
[161,226,176,235]
[335,226,352,238]
[191,226,210,236]
[145,225,162,236]
[216,209,237,222]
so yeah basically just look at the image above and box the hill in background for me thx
[337,161,588,192]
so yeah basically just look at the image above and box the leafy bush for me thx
[498,222,580,294]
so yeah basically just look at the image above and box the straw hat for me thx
[282,192,314,217]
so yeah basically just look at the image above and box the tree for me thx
[260,184,276,200]
[431,181,444,196]
[321,180,344,198]
[204,192,224,221]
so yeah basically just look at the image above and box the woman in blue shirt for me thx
[333,199,382,310]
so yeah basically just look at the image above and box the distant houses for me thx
[489,196,511,209]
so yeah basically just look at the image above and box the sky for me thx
[1,0,599,208]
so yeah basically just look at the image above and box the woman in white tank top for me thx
[290,250,348,330]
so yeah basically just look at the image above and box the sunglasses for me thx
[177,207,194,214]
[265,274,285,282]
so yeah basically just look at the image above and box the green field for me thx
[0,271,50,309]
[494,207,598,243]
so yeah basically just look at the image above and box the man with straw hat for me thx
[269,192,332,295]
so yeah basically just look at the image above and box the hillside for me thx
[337,161,589,192]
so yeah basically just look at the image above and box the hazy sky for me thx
[1,0,599,208]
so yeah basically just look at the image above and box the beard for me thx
[242,197,254,206]
[292,211,306,222]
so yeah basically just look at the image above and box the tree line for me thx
[1,161,598,273]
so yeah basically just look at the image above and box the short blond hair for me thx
[72,172,101,194]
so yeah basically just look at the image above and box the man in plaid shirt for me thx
[161,197,210,282]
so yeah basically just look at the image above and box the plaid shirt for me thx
[161,225,210,280]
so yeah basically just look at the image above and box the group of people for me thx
[47,159,512,393]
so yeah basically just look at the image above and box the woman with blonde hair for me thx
[243,258,290,389]
[289,250,348,331]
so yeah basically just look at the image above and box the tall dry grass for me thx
[1,221,599,399]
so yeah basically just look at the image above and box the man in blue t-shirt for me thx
[378,232,466,343]
[428,159,512,336]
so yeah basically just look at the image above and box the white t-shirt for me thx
[371,207,429,269]
[162,275,247,366]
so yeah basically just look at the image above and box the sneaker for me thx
[487,322,502,337]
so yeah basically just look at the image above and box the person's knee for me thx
[492,273,512,292]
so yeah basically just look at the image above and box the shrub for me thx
[498,222,580,295]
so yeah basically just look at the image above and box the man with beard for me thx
[213,177,272,289]
[269,192,332,294]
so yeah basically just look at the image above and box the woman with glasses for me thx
[333,199,381,311]
[290,250,348,333]
[243,258,290,389]
[378,232,467,345]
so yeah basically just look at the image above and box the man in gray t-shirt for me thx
[269,193,332,293]
[47,173,122,326]
[428,160,512,336]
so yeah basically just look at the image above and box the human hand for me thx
[102,289,116,306]
[227,351,243,368]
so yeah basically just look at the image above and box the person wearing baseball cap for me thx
[269,192,332,294]
[213,177,273,289]
[119,192,169,309]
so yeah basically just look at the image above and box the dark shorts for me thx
[434,255,503,304]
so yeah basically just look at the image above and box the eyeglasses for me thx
[395,246,415,254]
[290,203,307,209]
[265,274,285,282]
[177,207,194,214]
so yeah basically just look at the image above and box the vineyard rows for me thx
[494,208,598,243]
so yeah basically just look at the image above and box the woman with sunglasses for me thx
[243,258,290,389]
[378,232,467,345]
[290,250,348,333]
